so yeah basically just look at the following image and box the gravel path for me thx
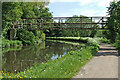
[73,43,118,78]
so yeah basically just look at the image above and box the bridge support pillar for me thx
[10,28,16,40]
[41,33,45,41]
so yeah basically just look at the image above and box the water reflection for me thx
[2,41,84,73]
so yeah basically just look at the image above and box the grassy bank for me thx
[46,37,100,47]
[47,39,86,46]
[46,37,88,43]
[2,37,100,78]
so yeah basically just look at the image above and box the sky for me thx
[48,0,114,17]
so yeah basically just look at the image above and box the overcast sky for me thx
[49,0,113,17]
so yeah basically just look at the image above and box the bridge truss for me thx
[12,17,108,30]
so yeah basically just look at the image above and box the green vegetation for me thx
[103,0,120,54]
[2,39,23,48]
[2,39,99,78]
[46,37,100,46]
[47,40,85,46]
[16,29,42,45]
[47,15,97,37]
[2,2,52,46]
[2,0,120,79]
[2,46,22,54]
[99,37,110,44]
[2,37,99,78]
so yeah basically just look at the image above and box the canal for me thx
[2,40,86,73]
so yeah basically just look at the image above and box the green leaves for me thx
[62,15,97,37]
[17,29,36,45]
[105,0,120,54]
[2,2,52,45]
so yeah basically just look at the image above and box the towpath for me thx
[74,43,118,78]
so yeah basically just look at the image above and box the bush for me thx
[100,38,110,43]
[4,42,10,47]
[17,29,39,45]
[2,39,23,48]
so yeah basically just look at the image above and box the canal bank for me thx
[2,37,100,78]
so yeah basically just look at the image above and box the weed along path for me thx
[74,43,118,78]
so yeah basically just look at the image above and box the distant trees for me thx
[62,15,97,37]
[47,15,97,37]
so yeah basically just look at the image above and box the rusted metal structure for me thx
[12,17,108,30]
[10,17,108,40]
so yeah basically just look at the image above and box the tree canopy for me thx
[2,2,52,45]
[105,0,120,53]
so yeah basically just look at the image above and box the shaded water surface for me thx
[2,41,85,73]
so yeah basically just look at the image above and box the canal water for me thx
[2,40,85,73]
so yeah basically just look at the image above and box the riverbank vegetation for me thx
[102,0,120,54]
[46,39,85,46]
[2,2,52,47]
[2,37,99,78]
[2,38,23,48]
[46,37,100,46]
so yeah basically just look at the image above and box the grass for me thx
[46,37,100,43]
[2,37,100,78]
[2,45,99,78]
[47,39,85,46]
[46,37,100,47]
[46,37,87,43]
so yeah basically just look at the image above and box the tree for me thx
[106,0,120,53]
[2,2,23,38]
[2,2,53,45]
[61,15,97,37]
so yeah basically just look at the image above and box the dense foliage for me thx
[104,0,120,53]
[2,38,23,48]
[2,2,52,45]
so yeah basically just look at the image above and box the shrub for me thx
[2,39,23,48]
[17,29,37,45]
[100,38,110,43]
[4,42,10,47]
